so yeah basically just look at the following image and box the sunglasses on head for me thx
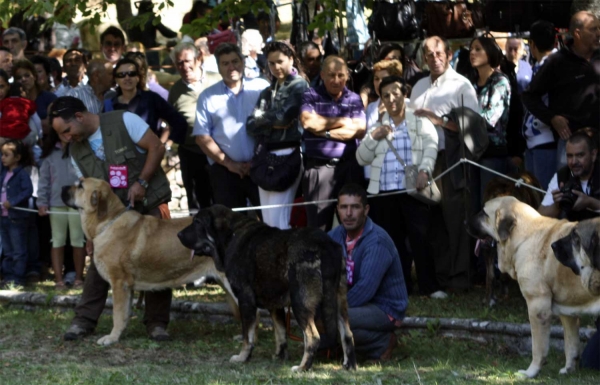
[115,71,139,78]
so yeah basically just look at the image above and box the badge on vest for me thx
[109,165,128,188]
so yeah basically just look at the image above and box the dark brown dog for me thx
[177,204,357,372]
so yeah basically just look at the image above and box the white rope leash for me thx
[9,158,545,216]
[11,207,80,215]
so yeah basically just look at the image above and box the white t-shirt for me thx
[408,67,479,151]
[71,112,149,178]
[541,173,590,206]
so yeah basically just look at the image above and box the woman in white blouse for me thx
[356,75,445,298]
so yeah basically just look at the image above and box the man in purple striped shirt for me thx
[300,55,366,230]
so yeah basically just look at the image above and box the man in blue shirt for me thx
[193,43,269,210]
[328,183,408,361]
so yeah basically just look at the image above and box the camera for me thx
[559,180,584,212]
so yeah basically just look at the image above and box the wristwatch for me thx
[441,115,449,127]
[325,130,331,139]
[137,178,149,189]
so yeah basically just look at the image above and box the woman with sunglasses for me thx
[246,41,309,229]
[104,58,187,145]
[468,36,515,206]
[124,51,169,101]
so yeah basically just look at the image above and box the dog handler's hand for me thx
[128,182,146,207]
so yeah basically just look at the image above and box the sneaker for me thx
[430,290,448,299]
[64,324,93,341]
[64,271,76,286]
[148,326,171,342]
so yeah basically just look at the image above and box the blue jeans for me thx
[0,216,29,285]
[25,213,40,276]
[525,147,557,191]
[348,303,396,359]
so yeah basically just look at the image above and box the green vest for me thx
[70,111,171,213]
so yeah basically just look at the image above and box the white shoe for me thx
[430,290,448,299]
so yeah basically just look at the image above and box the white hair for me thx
[241,29,263,55]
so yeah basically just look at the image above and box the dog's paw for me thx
[517,369,538,378]
[97,335,118,346]
[229,354,245,363]
[291,365,304,372]
[559,366,575,375]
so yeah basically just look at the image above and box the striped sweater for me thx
[328,217,408,321]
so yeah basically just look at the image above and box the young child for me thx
[0,70,37,142]
[37,129,85,289]
[0,140,34,287]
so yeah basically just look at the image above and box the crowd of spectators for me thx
[0,1,599,366]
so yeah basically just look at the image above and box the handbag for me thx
[368,0,420,41]
[383,137,441,205]
[207,29,237,54]
[250,143,302,192]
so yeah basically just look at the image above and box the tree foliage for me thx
[0,0,347,39]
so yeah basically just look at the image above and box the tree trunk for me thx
[115,0,134,39]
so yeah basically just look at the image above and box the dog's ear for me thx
[96,191,108,221]
[495,208,515,242]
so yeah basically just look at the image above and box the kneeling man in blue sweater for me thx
[328,183,409,361]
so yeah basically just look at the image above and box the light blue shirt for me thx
[193,77,269,164]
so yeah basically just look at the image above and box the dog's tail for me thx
[319,240,342,340]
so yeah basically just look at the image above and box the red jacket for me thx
[0,97,36,139]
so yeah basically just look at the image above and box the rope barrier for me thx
[9,157,547,216]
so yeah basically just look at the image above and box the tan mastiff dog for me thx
[468,196,600,378]
[61,178,237,346]
[552,217,600,297]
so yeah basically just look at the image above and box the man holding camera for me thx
[538,131,600,220]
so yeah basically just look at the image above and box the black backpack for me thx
[368,0,420,41]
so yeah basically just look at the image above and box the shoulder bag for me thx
[250,142,302,192]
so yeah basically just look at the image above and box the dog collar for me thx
[95,205,132,237]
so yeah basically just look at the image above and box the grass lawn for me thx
[19,280,599,328]
[1,282,599,384]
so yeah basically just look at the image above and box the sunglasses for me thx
[115,71,139,78]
